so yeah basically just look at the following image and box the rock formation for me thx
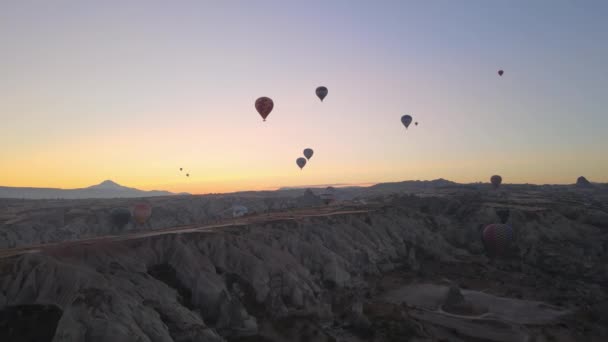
[1,185,607,341]
[577,176,592,188]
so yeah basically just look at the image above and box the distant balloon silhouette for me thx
[110,208,131,228]
[415,122,418,126]
[498,70,504,76]
[316,86,328,102]
[303,148,314,160]
[491,175,502,189]
[255,97,274,121]
[401,115,413,129]
[296,157,307,170]
[186,173,190,177]
[133,203,152,225]
[482,224,513,257]
[179,168,182,171]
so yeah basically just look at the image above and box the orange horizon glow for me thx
[1,2,607,193]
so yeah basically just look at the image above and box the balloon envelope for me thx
[482,224,513,257]
[303,148,314,160]
[296,157,307,170]
[498,70,504,76]
[255,97,274,121]
[110,208,131,228]
[316,86,328,101]
[491,175,502,189]
[401,115,413,129]
[133,203,152,225]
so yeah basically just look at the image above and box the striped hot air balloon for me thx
[255,97,274,121]
[482,224,513,257]
[491,175,502,189]
[133,203,152,225]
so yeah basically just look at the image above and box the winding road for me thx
[0,206,375,259]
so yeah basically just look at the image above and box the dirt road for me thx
[0,206,374,259]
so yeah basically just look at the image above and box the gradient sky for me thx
[1,0,607,193]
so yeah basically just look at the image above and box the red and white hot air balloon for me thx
[482,223,513,257]
[133,203,152,225]
[255,97,274,121]
[490,175,502,189]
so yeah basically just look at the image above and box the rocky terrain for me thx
[1,182,608,341]
[0,180,182,200]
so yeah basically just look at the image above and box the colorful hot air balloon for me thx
[401,115,413,129]
[482,224,513,257]
[110,208,131,228]
[296,157,307,170]
[255,97,274,121]
[303,148,314,160]
[316,86,328,102]
[498,70,504,76]
[133,203,152,225]
[491,175,502,189]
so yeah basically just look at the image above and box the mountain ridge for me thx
[2,177,605,200]
[0,180,182,199]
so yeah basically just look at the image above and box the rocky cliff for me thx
[1,189,607,341]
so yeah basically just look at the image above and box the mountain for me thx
[277,183,374,191]
[366,178,458,192]
[87,180,125,190]
[0,180,182,199]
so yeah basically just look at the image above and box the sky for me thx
[1,0,607,194]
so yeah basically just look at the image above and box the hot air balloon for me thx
[296,157,307,170]
[490,175,502,189]
[255,97,274,121]
[186,173,190,177]
[316,86,328,102]
[482,223,513,257]
[133,203,152,225]
[401,115,413,129]
[415,122,418,126]
[498,70,504,76]
[110,208,131,228]
[179,168,182,171]
[303,148,314,160]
